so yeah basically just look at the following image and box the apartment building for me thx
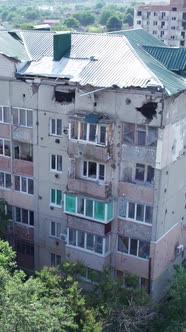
[0,29,186,299]
[134,0,186,47]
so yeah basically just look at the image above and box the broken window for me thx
[14,142,33,162]
[147,127,157,146]
[139,241,150,258]
[135,163,154,184]
[137,125,146,145]
[118,236,129,253]
[83,161,105,181]
[123,122,157,147]
[70,120,108,145]
[118,236,150,259]
[123,123,135,144]
[135,164,145,181]
[55,90,75,103]
[128,202,135,219]
[147,166,154,183]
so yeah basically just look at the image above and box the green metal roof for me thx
[0,31,29,61]
[142,46,186,71]
[112,29,186,95]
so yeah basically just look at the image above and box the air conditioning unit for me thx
[176,244,184,256]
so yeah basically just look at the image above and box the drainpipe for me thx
[148,256,152,295]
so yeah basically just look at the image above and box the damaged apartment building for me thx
[0,28,186,299]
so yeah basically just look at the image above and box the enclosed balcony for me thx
[13,141,33,177]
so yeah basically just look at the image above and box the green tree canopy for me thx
[72,11,95,26]
[106,15,122,32]
[64,17,80,29]
[123,13,133,27]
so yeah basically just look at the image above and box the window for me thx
[83,161,105,181]
[14,142,33,161]
[67,227,110,255]
[137,20,141,24]
[118,236,150,259]
[80,267,101,283]
[0,106,10,124]
[0,172,11,189]
[123,122,158,147]
[50,118,62,136]
[135,163,154,184]
[50,189,62,207]
[153,21,157,25]
[16,239,34,257]
[50,253,61,266]
[50,221,61,238]
[0,139,11,157]
[12,108,33,127]
[4,204,12,220]
[137,11,142,16]
[116,270,148,290]
[65,194,113,223]
[15,207,34,226]
[50,154,62,172]
[119,199,153,224]
[14,176,34,195]
[70,120,108,146]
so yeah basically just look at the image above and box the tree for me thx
[72,12,95,26]
[99,8,116,25]
[153,267,186,332]
[0,243,101,332]
[123,13,133,27]
[64,17,80,29]
[106,16,122,32]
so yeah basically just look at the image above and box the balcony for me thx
[67,177,112,199]
[122,144,156,166]
[119,181,154,205]
[68,141,112,163]
[111,252,149,279]
[0,156,11,172]
[13,159,33,177]
[12,126,33,143]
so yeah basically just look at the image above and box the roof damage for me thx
[0,29,185,95]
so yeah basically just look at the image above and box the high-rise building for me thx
[134,0,186,47]
[0,29,186,300]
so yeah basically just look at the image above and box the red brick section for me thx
[0,156,11,172]
[13,159,33,177]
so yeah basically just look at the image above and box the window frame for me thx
[119,200,153,225]
[50,189,62,207]
[69,120,108,146]
[15,207,34,227]
[67,227,110,256]
[0,138,11,157]
[135,163,154,184]
[123,122,158,147]
[117,235,150,259]
[14,175,34,195]
[50,221,61,238]
[64,194,113,223]
[50,253,61,266]
[0,172,11,189]
[50,118,62,136]
[50,154,62,173]
[0,106,10,124]
[12,107,33,128]
[82,160,105,181]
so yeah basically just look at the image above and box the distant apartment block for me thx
[0,28,186,300]
[134,0,186,47]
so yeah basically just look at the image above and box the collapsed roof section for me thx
[0,28,186,96]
